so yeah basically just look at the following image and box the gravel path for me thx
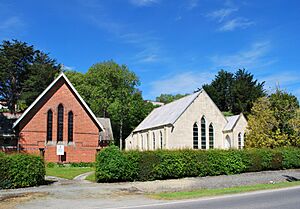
[73,171,95,181]
[131,169,300,193]
[1,169,300,209]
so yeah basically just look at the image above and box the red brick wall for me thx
[18,80,100,162]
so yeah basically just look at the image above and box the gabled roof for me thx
[223,114,240,132]
[13,72,104,131]
[133,90,202,132]
[97,118,113,141]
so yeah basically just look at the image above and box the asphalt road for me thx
[107,186,300,209]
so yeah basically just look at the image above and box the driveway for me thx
[1,169,300,209]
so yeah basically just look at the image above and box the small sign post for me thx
[56,145,64,162]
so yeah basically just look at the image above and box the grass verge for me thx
[85,172,96,182]
[46,167,94,180]
[151,181,300,200]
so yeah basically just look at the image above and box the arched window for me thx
[238,132,242,149]
[57,104,64,141]
[193,123,198,149]
[147,133,149,150]
[141,135,144,150]
[160,131,163,149]
[153,132,156,150]
[47,110,53,142]
[209,123,214,149]
[201,117,206,149]
[68,111,73,143]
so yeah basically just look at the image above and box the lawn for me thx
[152,181,300,200]
[85,172,96,182]
[46,167,95,180]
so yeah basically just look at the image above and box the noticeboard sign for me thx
[56,145,64,156]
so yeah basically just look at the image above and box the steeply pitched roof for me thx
[133,91,202,132]
[223,115,240,131]
[13,72,104,131]
[97,118,113,141]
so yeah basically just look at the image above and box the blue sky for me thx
[1,0,300,100]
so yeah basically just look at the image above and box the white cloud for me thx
[149,71,214,96]
[186,0,199,10]
[129,0,159,7]
[0,16,24,31]
[206,7,238,22]
[261,72,300,94]
[120,32,162,63]
[206,2,254,32]
[219,17,254,31]
[210,41,274,70]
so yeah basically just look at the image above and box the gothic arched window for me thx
[57,104,64,141]
[201,117,206,149]
[47,110,53,142]
[238,132,242,149]
[209,123,214,149]
[193,123,198,149]
[68,111,73,143]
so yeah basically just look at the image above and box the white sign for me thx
[56,145,64,156]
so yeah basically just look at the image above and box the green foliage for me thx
[70,162,95,167]
[46,162,56,168]
[155,94,188,104]
[0,153,45,189]
[246,89,300,148]
[0,40,60,112]
[66,61,155,146]
[95,148,300,182]
[95,145,137,182]
[203,69,265,115]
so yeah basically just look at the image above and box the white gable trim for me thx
[13,72,104,131]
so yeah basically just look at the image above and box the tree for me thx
[21,51,60,106]
[156,93,188,104]
[289,109,300,146]
[203,70,234,112]
[0,40,35,112]
[0,40,60,112]
[231,69,265,115]
[245,97,281,148]
[66,61,155,148]
[269,88,299,135]
[246,89,300,148]
[203,69,265,115]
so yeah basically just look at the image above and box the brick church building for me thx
[9,72,112,162]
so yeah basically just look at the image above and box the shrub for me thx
[95,145,136,182]
[46,162,56,168]
[95,147,300,182]
[0,153,45,189]
[281,147,300,169]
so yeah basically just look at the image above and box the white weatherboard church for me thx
[125,89,247,150]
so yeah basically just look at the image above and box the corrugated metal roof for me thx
[133,91,201,132]
[223,115,240,131]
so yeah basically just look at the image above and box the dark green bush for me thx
[95,147,300,182]
[95,145,136,182]
[0,153,45,189]
[281,148,300,169]
[46,162,56,168]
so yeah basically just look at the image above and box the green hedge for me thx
[95,146,300,182]
[0,153,45,189]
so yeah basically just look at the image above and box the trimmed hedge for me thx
[95,146,300,182]
[0,153,45,189]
